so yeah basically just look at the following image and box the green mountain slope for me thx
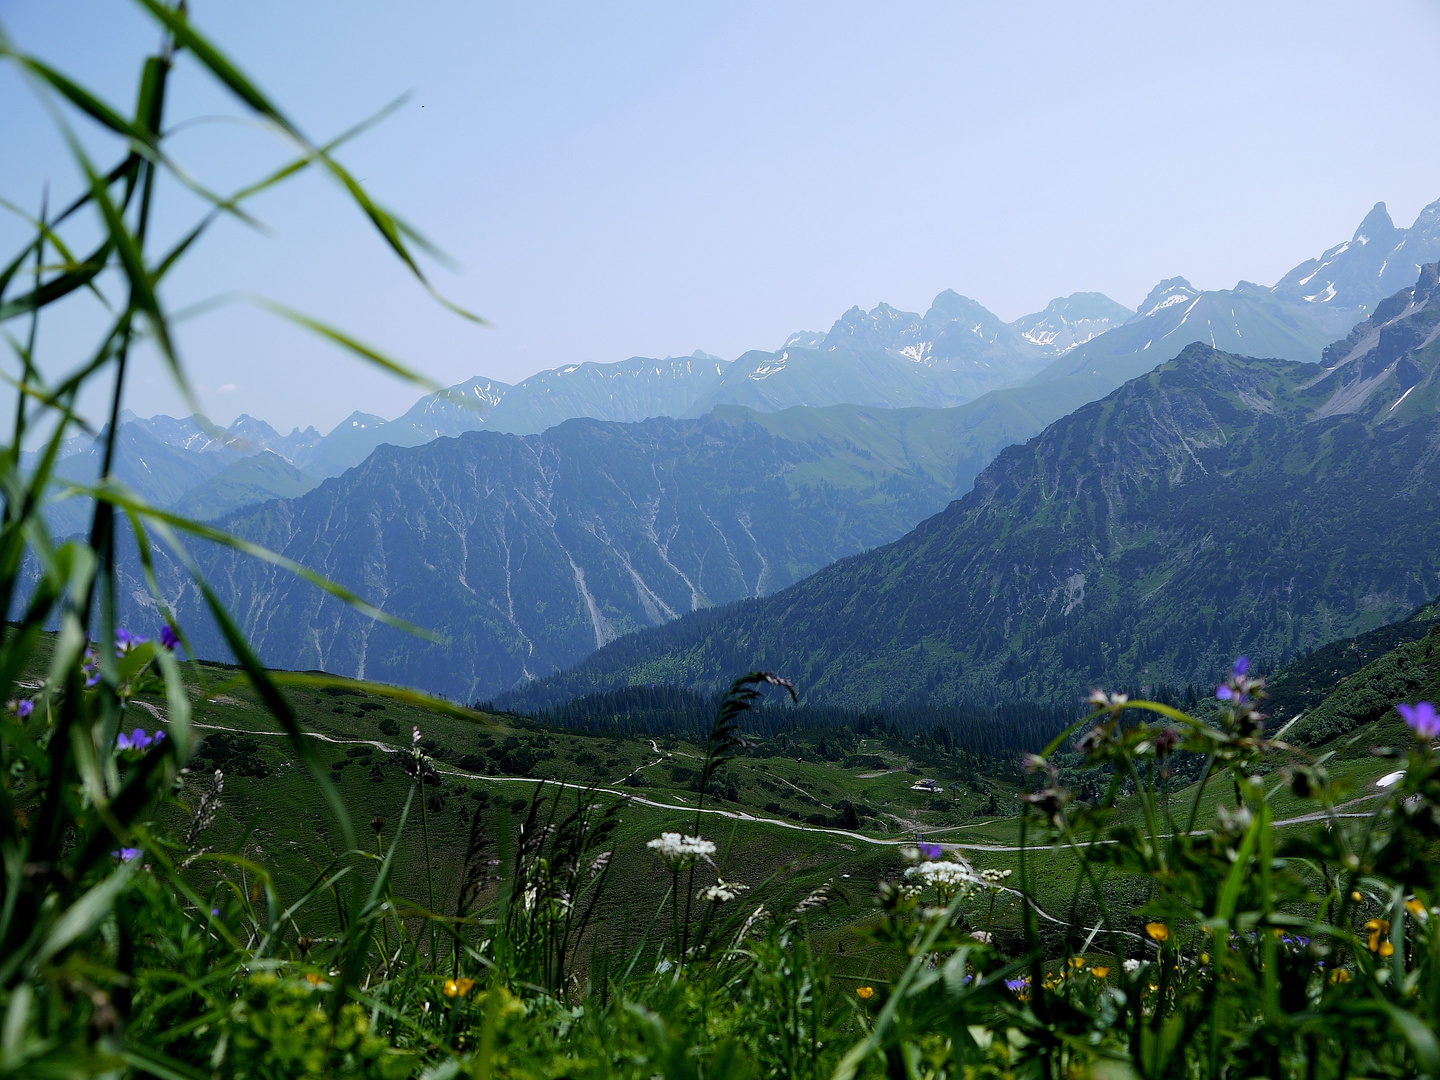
[510,265,1440,711]
[1286,621,1440,749]
[169,451,320,521]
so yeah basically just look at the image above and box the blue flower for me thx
[1398,701,1440,740]
[918,842,942,860]
[113,848,139,862]
[1233,656,1249,678]
[160,625,179,650]
[117,728,165,752]
[16,699,32,718]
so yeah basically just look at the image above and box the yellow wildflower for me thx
[1365,918,1390,952]
[304,972,323,986]
[442,977,475,998]
[856,986,875,1000]
[1329,968,1351,984]
[1090,966,1110,978]
[1406,898,1426,917]
[1145,922,1169,943]
[1379,941,1395,958]
[1199,953,1210,964]
[1068,957,1086,969]
[1350,891,1363,903]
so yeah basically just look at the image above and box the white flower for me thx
[979,868,1012,889]
[970,930,993,944]
[646,832,717,869]
[904,860,978,901]
[1123,959,1143,974]
[698,878,750,903]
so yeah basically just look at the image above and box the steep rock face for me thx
[1271,199,1440,336]
[125,402,1024,701]
[513,266,1440,710]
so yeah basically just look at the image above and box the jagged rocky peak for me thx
[823,302,922,350]
[1134,277,1200,319]
[1353,201,1400,246]
[1011,292,1133,354]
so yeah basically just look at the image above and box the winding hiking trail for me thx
[133,703,1385,854]
[128,701,1394,947]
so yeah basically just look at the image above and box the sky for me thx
[3,1,1440,435]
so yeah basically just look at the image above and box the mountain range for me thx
[112,396,1073,700]
[53,200,1440,713]
[506,262,1440,711]
[64,197,1438,527]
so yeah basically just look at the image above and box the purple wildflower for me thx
[113,848,139,862]
[1398,701,1440,740]
[17,699,33,718]
[160,624,179,650]
[82,648,101,688]
[114,627,147,655]
[918,842,942,860]
[1005,978,1027,992]
[118,728,162,752]
[1215,684,1234,701]
[1233,656,1249,678]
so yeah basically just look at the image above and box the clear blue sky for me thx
[4,1,1440,434]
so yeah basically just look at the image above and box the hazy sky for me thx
[4,1,1440,435]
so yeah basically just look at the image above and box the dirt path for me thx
[136,705,1386,858]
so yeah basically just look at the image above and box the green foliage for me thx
[11,7,1440,1080]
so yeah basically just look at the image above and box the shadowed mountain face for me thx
[508,265,1440,712]
[115,398,1071,701]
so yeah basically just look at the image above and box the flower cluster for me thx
[5,698,33,719]
[978,867,1012,890]
[77,626,175,690]
[904,859,976,902]
[1215,656,1266,736]
[697,878,750,903]
[646,832,716,870]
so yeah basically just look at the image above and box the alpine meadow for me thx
[9,5,1440,1080]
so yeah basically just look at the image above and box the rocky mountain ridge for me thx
[508,263,1440,711]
